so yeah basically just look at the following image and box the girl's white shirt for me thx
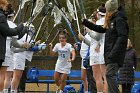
[80,33,91,59]
[53,43,74,68]
[6,20,17,56]
[13,34,33,62]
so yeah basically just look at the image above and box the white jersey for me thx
[90,17,105,65]
[2,20,17,67]
[53,43,74,70]
[80,33,91,59]
[13,34,33,60]
[13,34,33,70]
[6,20,17,56]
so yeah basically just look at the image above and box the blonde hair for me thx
[103,11,114,29]
[127,39,133,49]
[0,0,8,11]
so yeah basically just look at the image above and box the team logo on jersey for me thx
[110,22,114,29]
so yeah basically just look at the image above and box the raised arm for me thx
[0,14,26,38]
[78,33,91,46]
[82,19,106,33]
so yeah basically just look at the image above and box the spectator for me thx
[118,39,137,93]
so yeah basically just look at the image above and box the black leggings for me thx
[122,84,132,93]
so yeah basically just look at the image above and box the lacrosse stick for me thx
[44,6,64,43]
[13,0,30,22]
[73,0,81,34]
[27,0,44,24]
[25,0,45,42]
[50,29,60,44]
[23,1,30,22]
[54,0,79,33]
[45,25,56,43]
[53,2,81,50]
[67,0,76,20]
[76,0,86,19]
[53,4,78,43]
[33,2,53,42]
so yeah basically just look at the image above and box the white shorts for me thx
[7,62,14,71]
[2,54,13,67]
[90,43,105,66]
[13,54,26,70]
[81,59,86,69]
[55,64,71,74]
[2,50,14,71]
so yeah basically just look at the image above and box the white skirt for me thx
[13,53,26,70]
[90,41,105,66]
[55,64,71,74]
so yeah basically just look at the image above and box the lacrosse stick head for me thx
[42,2,53,16]
[21,0,30,9]
[32,0,44,18]
[23,22,35,36]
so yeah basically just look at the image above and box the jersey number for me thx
[61,53,65,58]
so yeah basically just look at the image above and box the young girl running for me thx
[49,30,76,93]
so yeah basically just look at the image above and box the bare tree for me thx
[118,0,125,8]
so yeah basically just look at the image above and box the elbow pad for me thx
[11,37,23,48]
[88,31,102,41]
[11,47,26,53]
[83,37,91,46]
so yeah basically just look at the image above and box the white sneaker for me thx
[10,90,17,93]
[56,88,60,93]
[59,90,63,93]
[3,89,8,93]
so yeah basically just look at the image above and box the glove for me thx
[17,24,28,39]
[83,58,89,68]
[28,42,46,52]
[28,45,39,52]
[38,42,46,50]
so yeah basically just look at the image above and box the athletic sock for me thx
[85,91,89,93]
[59,90,63,93]
[56,86,60,93]
[3,89,8,93]
[10,90,17,93]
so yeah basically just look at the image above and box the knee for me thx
[93,74,100,81]
[13,74,22,79]
[0,74,5,80]
[55,79,59,83]
[81,76,86,82]
[60,80,66,83]
[4,77,11,82]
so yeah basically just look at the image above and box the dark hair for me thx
[90,11,97,20]
[97,3,106,14]
[6,4,15,18]
[59,29,68,38]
